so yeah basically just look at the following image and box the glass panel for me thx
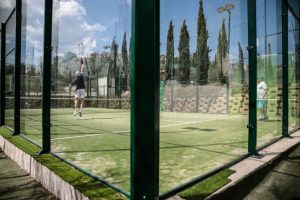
[288,1,300,132]
[256,0,282,147]
[160,0,248,193]
[0,0,16,23]
[19,0,44,145]
[51,0,131,193]
[4,9,16,130]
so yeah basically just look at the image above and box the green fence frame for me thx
[0,23,5,126]
[282,0,289,137]
[12,0,22,135]
[130,0,160,199]
[0,0,299,199]
[247,0,259,156]
[38,0,53,155]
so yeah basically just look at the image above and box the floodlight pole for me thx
[217,3,234,114]
[171,43,174,112]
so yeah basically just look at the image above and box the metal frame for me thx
[37,0,53,155]
[12,0,22,135]
[1,0,300,198]
[282,0,289,137]
[0,23,5,126]
[247,0,259,157]
[130,0,160,199]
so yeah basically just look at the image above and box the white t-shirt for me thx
[257,81,267,99]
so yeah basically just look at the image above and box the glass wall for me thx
[288,0,300,132]
[160,0,248,192]
[50,0,131,192]
[19,0,44,145]
[4,8,16,130]
[256,0,282,147]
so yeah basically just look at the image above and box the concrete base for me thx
[205,130,300,200]
[0,135,88,200]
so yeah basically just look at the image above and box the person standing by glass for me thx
[257,76,268,121]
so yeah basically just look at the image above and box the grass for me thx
[178,169,234,200]
[15,107,283,193]
[0,128,127,200]
[3,106,286,194]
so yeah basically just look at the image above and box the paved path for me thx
[243,143,300,200]
[0,149,55,200]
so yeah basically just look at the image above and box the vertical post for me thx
[170,45,174,112]
[38,0,53,155]
[247,0,259,156]
[13,0,22,135]
[282,0,289,136]
[226,11,231,114]
[196,64,199,113]
[0,23,6,126]
[130,0,159,199]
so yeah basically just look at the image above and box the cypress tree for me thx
[122,32,129,90]
[217,19,228,84]
[238,42,245,86]
[178,20,191,83]
[110,37,119,78]
[196,0,210,85]
[267,43,273,81]
[165,21,174,84]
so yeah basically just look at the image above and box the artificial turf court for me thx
[5,107,282,193]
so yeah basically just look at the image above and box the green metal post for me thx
[196,64,199,113]
[282,0,289,137]
[247,0,260,156]
[0,23,6,126]
[170,45,174,112]
[13,0,22,135]
[38,0,53,155]
[130,0,159,199]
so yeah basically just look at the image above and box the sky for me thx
[0,0,298,67]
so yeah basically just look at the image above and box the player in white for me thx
[257,76,268,121]
[70,60,85,117]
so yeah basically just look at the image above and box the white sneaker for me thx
[73,111,78,116]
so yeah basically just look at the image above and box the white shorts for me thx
[75,89,85,99]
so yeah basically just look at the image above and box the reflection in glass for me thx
[50,0,131,192]
[160,0,248,192]
[20,0,44,145]
[256,0,282,148]
[288,2,300,132]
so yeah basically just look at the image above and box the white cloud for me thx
[126,0,131,6]
[0,1,14,8]
[59,0,86,18]
[23,0,108,64]
[80,22,106,32]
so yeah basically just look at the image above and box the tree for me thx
[178,20,191,83]
[196,0,210,85]
[238,42,245,86]
[122,32,129,90]
[165,21,174,84]
[110,37,119,77]
[217,19,228,84]
[267,43,273,81]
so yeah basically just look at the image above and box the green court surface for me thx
[19,107,282,193]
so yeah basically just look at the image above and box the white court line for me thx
[51,115,241,141]
[160,115,240,128]
[51,130,129,141]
